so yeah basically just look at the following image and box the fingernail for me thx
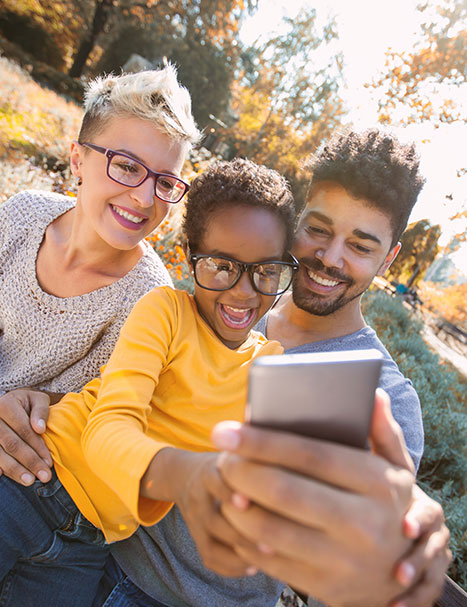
[232,492,249,510]
[211,421,242,450]
[257,542,274,555]
[246,566,258,576]
[398,562,415,587]
[45,457,53,467]
[21,473,34,485]
[36,419,46,432]
[404,516,420,539]
[37,470,51,483]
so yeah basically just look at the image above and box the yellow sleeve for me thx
[80,287,178,526]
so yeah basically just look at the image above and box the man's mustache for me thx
[297,257,353,284]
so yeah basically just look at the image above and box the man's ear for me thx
[377,242,401,276]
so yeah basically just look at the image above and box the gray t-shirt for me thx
[112,313,423,607]
[112,507,283,607]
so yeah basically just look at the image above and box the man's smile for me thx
[306,269,341,287]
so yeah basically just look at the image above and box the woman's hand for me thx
[0,389,53,485]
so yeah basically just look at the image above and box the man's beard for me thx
[291,258,366,317]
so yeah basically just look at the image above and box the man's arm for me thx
[212,392,450,607]
[0,389,56,485]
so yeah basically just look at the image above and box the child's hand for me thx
[141,448,257,578]
[176,451,259,578]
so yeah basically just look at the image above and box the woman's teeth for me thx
[307,269,340,287]
[112,205,145,224]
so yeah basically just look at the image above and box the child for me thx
[0,158,298,606]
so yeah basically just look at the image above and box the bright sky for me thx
[240,0,467,269]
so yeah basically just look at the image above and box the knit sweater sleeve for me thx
[0,190,57,258]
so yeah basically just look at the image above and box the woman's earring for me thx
[76,177,83,186]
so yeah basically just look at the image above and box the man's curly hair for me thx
[305,129,425,248]
[182,157,296,253]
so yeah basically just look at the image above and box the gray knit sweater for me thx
[0,190,172,395]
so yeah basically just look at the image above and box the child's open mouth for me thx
[219,304,255,329]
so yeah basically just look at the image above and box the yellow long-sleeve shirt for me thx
[45,287,282,543]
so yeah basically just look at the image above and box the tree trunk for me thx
[68,0,114,78]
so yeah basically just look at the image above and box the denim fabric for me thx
[0,470,109,607]
[95,554,170,607]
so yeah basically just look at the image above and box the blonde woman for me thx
[0,64,200,483]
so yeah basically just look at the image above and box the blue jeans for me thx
[0,470,109,607]
[94,554,170,607]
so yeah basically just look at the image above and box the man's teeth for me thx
[112,205,145,224]
[307,269,340,287]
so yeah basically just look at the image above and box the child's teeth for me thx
[222,305,253,324]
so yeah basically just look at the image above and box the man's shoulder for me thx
[284,326,424,468]
[284,326,383,354]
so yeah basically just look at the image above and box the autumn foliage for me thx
[418,280,467,326]
[369,0,466,126]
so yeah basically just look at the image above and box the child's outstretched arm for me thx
[80,288,258,571]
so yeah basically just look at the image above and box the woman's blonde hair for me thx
[78,64,201,146]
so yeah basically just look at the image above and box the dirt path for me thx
[422,325,467,377]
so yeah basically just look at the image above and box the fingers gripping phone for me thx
[247,349,383,449]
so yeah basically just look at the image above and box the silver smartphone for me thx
[247,349,383,449]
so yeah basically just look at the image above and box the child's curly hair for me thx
[183,157,296,253]
[305,129,425,247]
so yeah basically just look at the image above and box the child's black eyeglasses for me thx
[81,142,189,203]
[189,253,299,296]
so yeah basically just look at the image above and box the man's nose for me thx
[316,240,345,269]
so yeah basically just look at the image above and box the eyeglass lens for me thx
[108,154,185,202]
[195,257,293,294]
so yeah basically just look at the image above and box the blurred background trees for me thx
[226,7,345,203]
[0,0,464,251]
[370,0,466,126]
[367,0,466,323]
[386,219,441,288]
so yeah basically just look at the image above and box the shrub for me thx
[362,289,467,586]
[0,57,82,164]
